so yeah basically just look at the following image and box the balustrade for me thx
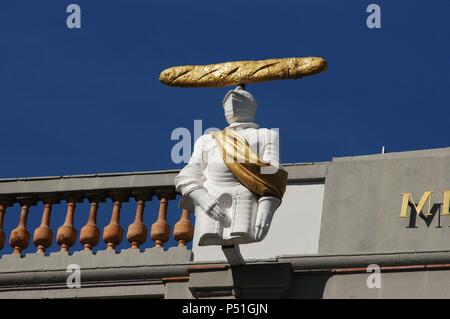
[0,172,195,257]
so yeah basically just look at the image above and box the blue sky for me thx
[0,1,449,254]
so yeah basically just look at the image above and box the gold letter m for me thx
[399,192,433,218]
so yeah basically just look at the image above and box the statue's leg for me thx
[229,188,258,244]
[196,208,224,246]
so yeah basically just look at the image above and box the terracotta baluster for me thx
[174,209,194,247]
[80,197,102,252]
[127,193,150,249]
[10,199,35,255]
[103,193,127,251]
[33,197,58,254]
[0,201,9,251]
[56,197,79,253]
[151,193,171,248]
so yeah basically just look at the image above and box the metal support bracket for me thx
[222,245,246,267]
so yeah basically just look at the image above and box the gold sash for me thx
[210,129,288,199]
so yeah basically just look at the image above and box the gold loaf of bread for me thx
[159,57,327,88]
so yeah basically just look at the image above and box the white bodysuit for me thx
[175,122,281,246]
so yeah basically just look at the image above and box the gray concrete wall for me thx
[3,248,450,298]
[290,268,450,299]
[319,147,450,255]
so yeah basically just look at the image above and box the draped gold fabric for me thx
[211,129,288,199]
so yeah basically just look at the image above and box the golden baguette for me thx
[159,57,327,88]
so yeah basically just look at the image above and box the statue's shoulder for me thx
[197,132,216,143]
[256,127,277,134]
[255,127,279,141]
[194,133,216,152]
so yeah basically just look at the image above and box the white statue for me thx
[175,86,287,246]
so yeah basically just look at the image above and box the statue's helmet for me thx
[222,86,257,125]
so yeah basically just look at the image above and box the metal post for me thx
[222,245,246,267]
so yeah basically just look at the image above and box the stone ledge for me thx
[0,163,327,196]
[2,250,450,298]
[0,246,193,273]
[333,146,450,162]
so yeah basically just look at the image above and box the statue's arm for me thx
[175,135,228,224]
[174,135,208,195]
[259,128,281,167]
[255,129,283,241]
[255,196,281,241]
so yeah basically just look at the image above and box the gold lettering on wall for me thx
[442,190,450,216]
[399,192,432,218]
[400,191,450,218]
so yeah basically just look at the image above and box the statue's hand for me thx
[254,196,281,241]
[208,203,230,226]
[185,187,229,225]
[255,209,274,241]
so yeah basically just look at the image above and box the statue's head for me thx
[222,86,257,125]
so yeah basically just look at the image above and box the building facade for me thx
[0,147,449,298]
